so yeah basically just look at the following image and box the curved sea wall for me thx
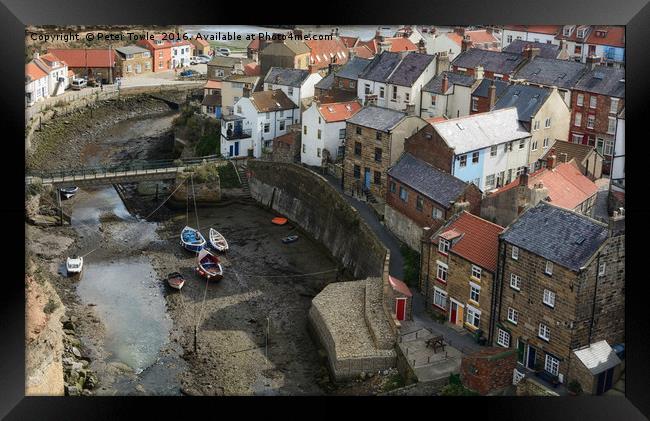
[248,161,387,279]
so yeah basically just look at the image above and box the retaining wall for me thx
[384,205,425,252]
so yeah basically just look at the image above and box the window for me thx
[545,117,551,128]
[490,145,498,157]
[471,265,482,280]
[392,86,397,100]
[533,120,540,131]
[405,92,410,102]
[263,123,270,133]
[279,120,285,131]
[317,129,321,139]
[376,131,382,141]
[497,329,510,348]
[159,50,163,58]
[544,354,559,376]
[390,181,396,193]
[265,112,270,119]
[318,116,321,124]
[466,306,481,329]
[433,287,447,309]
[607,117,616,134]
[512,246,519,260]
[531,140,538,151]
[374,147,382,162]
[543,137,550,148]
[472,151,479,164]
[302,144,306,154]
[539,323,550,341]
[436,261,448,283]
[287,87,294,96]
[471,97,479,112]
[470,283,480,303]
[543,289,556,308]
[519,139,526,149]
[379,87,385,98]
[126,64,132,73]
[589,96,597,109]
[506,35,513,44]
[373,171,381,185]
[316,147,321,157]
[545,260,553,275]
[339,128,346,139]
[350,81,356,88]
[510,273,521,290]
[610,98,619,114]
[432,207,443,220]
[415,196,424,211]
[353,165,361,179]
[438,238,450,254]
[572,133,584,144]
[485,174,495,189]
[303,125,307,135]
[354,142,362,156]
[459,154,467,167]
[399,186,408,202]
[364,84,371,94]
[356,126,362,135]
[599,261,606,276]
[159,61,164,69]
[587,115,595,129]
[507,307,518,324]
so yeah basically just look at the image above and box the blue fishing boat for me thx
[180,226,206,252]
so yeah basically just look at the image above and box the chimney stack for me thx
[475,65,484,81]
[417,39,427,54]
[436,51,450,76]
[519,166,529,187]
[547,149,557,169]
[524,45,541,60]
[441,73,449,93]
[461,35,472,52]
[488,80,497,109]
[586,55,601,70]
[454,27,466,37]
[608,210,625,237]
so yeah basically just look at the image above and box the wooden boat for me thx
[282,235,299,244]
[196,248,223,281]
[166,272,186,290]
[60,186,79,199]
[208,228,229,252]
[271,217,288,226]
[180,226,206,252]
[66,256,83,276]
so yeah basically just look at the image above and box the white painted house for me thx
[357,51,436,114]
[501,25,561,49]
[420,71,477,119]
[33,52,68,98]
[263,67,322,115]
[220,89,299,159]
[25,61,49,107]
[171,41,192,68]
[301,100,362,167]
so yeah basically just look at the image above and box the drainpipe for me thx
[588,253,601,344]
[490,237,507,345]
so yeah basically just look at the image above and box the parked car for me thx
[198,54,211,62]
[217,47,230,56]
[189,56,202,65]
[70,78,87,90]
[180,69,198,77]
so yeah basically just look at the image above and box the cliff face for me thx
[25,273,65,396]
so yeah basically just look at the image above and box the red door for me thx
[450,301,457,323]
[395,298,406,321]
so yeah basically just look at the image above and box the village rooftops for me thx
[539,140,604,165]
[585,26,625,48]
[574,65,625,98]
[208,55,254,68]
[114,45,150,56]
[358,51,403,82]
[388,153,469,209]
[472,78,509,98]
[249,89,298,113]
[47,48,116,68]
[503,25,562,35]
[305,38,349,69]
[423,71,476,95]
[317,100,362,123]
[502,40,561,59]
[335,56,372,80]
[26,62,48,82]
[346,105,406,132]
[513,56,587,90]
[314,72,335,90]
[451,48,526,75]
[435,211,504,273]
[501,201,609,271]
[358,51,434,87]
[432,107,529,155]
[493,84,551,123]
[224,74,259,84]
[264,67,310,87]
[204,80,222,90]
[573,341,622,375]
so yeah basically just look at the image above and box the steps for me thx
[366,190,378,204]
[236,163,250,196]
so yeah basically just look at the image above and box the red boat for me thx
[196,248,224,281]
[271,217,288,226]
[166,272,186,290]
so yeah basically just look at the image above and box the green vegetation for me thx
[217,164,241,188]
[439,374,479,396]
[400,244,421,287]
[381,373,406,392]
[185,162,220,184]
[195,131,220,157]
[173,104,220,150]
[43,298,59,315]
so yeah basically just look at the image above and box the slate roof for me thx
[358,51,402,82]
[387,52,435,87]
[573,340,622,375]
[432,108,529,155]
[314,72,335,90]
[208,56,254,68]
[423,71,476,94]
[335,56,371,80]
[514,56,587,90]
[264,67,310,87]
[387,153,468,209]
[472,78,509,98]
[539,140,602,165]
[502,40,561,59]
[493,84,551,123]
[451,48,525,75]
[115,45,150,56]
[501,201,609,271]
[574,66,625,98]
[346,105,406,132]
[249,89,298,113]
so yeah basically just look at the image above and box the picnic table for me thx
[426,335,446,353]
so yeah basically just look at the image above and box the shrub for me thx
[381,373,405,392]
[195,131,220,157]
[44,298,59,314]
[400,244,420,287]
[217,164,241,188]
[439,375,478,396]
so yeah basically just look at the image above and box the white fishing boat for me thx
[60,186,79,199]
[208,228,229,252]
[66,256,83,276]
[196,248,224,281]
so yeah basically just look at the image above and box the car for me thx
[70,78,87,90]
[189,56,202,65]
[198,54,211,61]
[180,69,197,77]
[217,47,230,56]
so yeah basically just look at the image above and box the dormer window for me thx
[577,29,586,39]
[438,238,450,254]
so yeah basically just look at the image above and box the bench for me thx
[426,335,446,353]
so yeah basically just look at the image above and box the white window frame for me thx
[531,139,538,151]
[438,238,450,254]
[497,329,510,348]
[510,273,521,290]
[576,93,584,106]
[436,261,448,283]
[471,97,479,112]
[607,116,616,134]
[539,323,550,341]
[610,98,619,114]
[433,286,447,310]
[545,117,551,128]
[469,282,480,304]
[512,246,519,260]
[432,207,443,220]
[507,307,518,324]
[589,96,597,109]
[533,120,540,131]
[543,289,556,308]
[485,174,495,189]
[598,261,606,276]
[544,354,560,376]
[471,265,482,280]
[459,154,467,167]
[466,305,481,329]
[545,260,553,275]
[543,137,550,148]
[490,145,498,157]
[574,112,582,127]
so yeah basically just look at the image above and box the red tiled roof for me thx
[274,131,299,146]
[426,116,448,125]
[389,276,412,297]
[447,31,499,50]
[26,62,48,81]
[191,37,210,47]
[204,80,222,90]
[351,45,374,59]
[504,25,562,35]
[357,37,417,55]
[247,38,260,51]
[47,49,116,68]
[493,161,598,210]
[36,53,66,71]
[243,62,261,76]
[138,36,174,50]
[340,36,359,48]
[306,38,349,70]
[437,212,504,272]
[586,26,625,48]
[318,100,362,123]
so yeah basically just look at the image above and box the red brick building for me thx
[403,124,454,173]
[137,36,173,72]
[460,347,518,395]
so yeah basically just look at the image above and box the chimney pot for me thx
[488,80,497,109]
[441,73,449,93]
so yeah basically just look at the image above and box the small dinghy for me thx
[166,272,186,290]
[60,186,79,199]
[282,235,299,244]
[180,226,206,252]
[272,217,288,226]
[196,248,223,281]
[208,228,229,252]
[66,255,83,276]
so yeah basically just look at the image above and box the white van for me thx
[71,78,87,90]
[217,47,231,56]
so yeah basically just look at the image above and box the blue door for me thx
[364,168,371,190]
[229,144,234,157]
[234,141,240,156]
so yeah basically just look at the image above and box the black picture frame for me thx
[3,0,648,419]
